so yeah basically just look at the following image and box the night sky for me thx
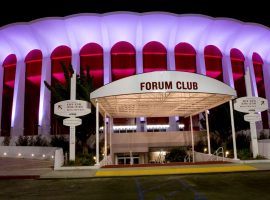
[0,0,269,27]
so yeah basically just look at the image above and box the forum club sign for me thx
[140,81,198,91]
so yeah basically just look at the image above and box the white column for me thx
[38,57,51,135]
[245,59,258,97]
[222,55,235,87]
[196,52,206,75]
[104,114,107,158]
[0,66,4,131]
[229,100,238,160]
[72,53,80,75]
[136,50,143,74]
[190,115,195,163]
[245,68,259,158]
[109,117,113,154]
[103,51,111,84]
[262,62,270,128]
[95,100,100,165]
[11,61,25,136]
[205,110,211,155]
[169,116,177,131]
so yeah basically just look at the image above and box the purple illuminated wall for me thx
[0,13,269,136]
[111,41,136,81]
[24,50,42,135]
[1,55,16,136]
[80,43,104,89]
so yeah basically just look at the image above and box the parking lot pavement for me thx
[0,157,53,178]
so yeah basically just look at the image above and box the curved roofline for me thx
[0,12,269,30]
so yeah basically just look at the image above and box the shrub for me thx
[2,136,10,146]
[50,135,69,153]
[237,148,252,160]
[15,135,29,146]
[165,147,187,162]
[76,154,95,166]
[33,135,48,146]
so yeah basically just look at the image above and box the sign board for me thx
[234,97,268,113]
[63,118,82,126]
[54,100,91,117]
[90,71,237,99]
[244,113,262,122]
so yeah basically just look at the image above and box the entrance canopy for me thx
[90,71,237,118]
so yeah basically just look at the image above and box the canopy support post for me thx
[190,115,195,163]
[205,110,211,155]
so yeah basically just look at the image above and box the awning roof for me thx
[90,71,237,118]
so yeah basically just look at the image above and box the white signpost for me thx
[234,68,268,158]
[54,72,91,161]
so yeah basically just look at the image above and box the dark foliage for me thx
[165,147,187,162]
[50,135,69,153]
[200,103,249,151]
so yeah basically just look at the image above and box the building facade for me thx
[0,12,269,138]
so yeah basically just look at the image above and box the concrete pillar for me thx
[103,51,111,84]
[205,110,211,155]
[262,62,270,128]
[0,66,4,131]
[95,100,100,165]
[222,55,235,87]
[38,57,51,135]
[11,61,25,136]
[229,100,238,160]
[196,52,206,75]
[190,115,195,163]
[169,116,178,131]
[72,53,80,74]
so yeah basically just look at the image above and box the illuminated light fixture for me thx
[42,154,46,158]
[146,124,170,129]
[204,148,207,153]
[178,124,185,129]
[3,152,7,156]
[18,153,22,157]
[51,155,54,159]
[225,151,229,157]
[113,125,137,131]
[31,154,35,157]
[93,156,96,160]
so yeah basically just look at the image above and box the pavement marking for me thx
[135,178,144,200]
[95,165,257,177]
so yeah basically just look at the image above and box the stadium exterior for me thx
[0,12,269,163]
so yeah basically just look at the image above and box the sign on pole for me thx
[234,96,268,113]
[54,72,91,161]
[244,113,262,123]
[63,118,82,126]
[54,100,91,117]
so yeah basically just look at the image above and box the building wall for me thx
[0,13,270,136]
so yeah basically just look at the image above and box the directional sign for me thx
[63,118,82,126]
[234,96,268,113]
[244,113,262,122]
[54,100,91,117]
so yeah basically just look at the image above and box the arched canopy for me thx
[90,71,236,118]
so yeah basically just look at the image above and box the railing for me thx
[99,155,112,167]
[184,152,191,162]
[207,147,224,161]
